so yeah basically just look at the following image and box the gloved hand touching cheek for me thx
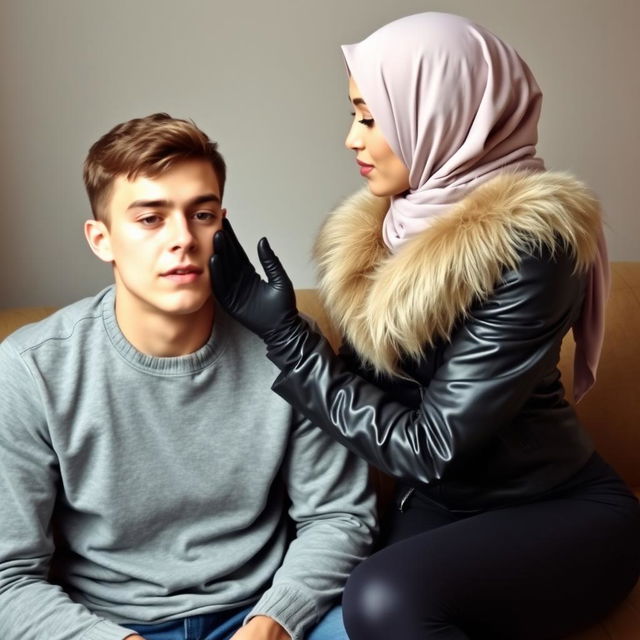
[209,218,304,347]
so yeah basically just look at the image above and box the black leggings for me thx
[342,455,640,640]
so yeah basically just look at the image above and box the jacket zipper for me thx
[398,487,415,512]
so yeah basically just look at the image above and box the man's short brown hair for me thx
[83,113,226,223]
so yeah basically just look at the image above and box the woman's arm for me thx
[211,220,584,485]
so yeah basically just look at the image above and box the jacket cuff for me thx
[83,619,139,640]
[245,584,318,640]
[266,317,321,371]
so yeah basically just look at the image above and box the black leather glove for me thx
[210,218,301,344]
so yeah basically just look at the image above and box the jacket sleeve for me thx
[267,246,584,486]
[245,406,377,640]
[0,340,136,640]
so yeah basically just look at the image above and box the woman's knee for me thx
[343,559,404,639]
[342,551,437,640]
[342,538,472,640]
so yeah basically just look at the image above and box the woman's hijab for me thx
[342,12,609,401]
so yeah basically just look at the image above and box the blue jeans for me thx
[125,604,347,640]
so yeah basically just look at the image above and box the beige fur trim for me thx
[313,171,602,375]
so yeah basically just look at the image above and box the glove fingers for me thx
[209,253,228,303]
[212,229,227,275]
[258,237,292,290]
[222,218,252,270]
[213,227,226,255]
[211,229,234,291]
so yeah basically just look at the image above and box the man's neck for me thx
[114,295,215,358]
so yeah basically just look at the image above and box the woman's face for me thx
[345,76,410,197]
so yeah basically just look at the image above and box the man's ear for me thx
[84,219,113,263]
[221,208,227,219]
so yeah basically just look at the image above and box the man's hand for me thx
[229,615,291,640]
[210,218,299,343]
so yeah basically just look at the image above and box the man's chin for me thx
[151,291,213,317]
[166,298,213,317]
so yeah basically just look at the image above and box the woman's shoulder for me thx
[424,170,601,275]
[472,240,587,330]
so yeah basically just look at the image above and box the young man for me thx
[0,113,377,640]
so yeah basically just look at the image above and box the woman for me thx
[211,12,640,640]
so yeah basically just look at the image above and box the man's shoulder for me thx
[3,287,113,355]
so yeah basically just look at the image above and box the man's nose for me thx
[168,214,196,252]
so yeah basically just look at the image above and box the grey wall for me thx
[1,0,638,308]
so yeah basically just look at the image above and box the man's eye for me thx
[140,215,160,225]
[194,211,215,221]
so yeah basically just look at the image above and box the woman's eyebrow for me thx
[348,96,368,106]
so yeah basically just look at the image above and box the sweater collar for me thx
[100,286,225,376]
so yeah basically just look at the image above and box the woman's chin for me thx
[366,183,405,198]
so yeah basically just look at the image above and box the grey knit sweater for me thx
[0,286,376,640]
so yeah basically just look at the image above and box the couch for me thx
[1,261,639,639]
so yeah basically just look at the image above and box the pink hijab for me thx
[341,12,609,401]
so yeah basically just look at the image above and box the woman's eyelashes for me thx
[350,112,375,127]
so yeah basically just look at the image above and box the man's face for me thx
[87,159,225,319]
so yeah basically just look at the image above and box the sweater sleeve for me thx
[0,340,136,640]
[245,409,377,640]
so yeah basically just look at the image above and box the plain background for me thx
[1,0,638,308]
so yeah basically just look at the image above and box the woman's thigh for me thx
[344,492,640,640]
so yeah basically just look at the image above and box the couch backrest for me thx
[553,262,640,487]
[0,307,58,339]
[1,263,638,488]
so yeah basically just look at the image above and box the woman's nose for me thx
[345,120,363,151]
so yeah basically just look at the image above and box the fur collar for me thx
[313,171,602,375]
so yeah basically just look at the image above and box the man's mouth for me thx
[162,266,203,276]
[161,266,204,283]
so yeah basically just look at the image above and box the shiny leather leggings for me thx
[342,455,640,640]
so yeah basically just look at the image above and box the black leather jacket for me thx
[268,244,594,511]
